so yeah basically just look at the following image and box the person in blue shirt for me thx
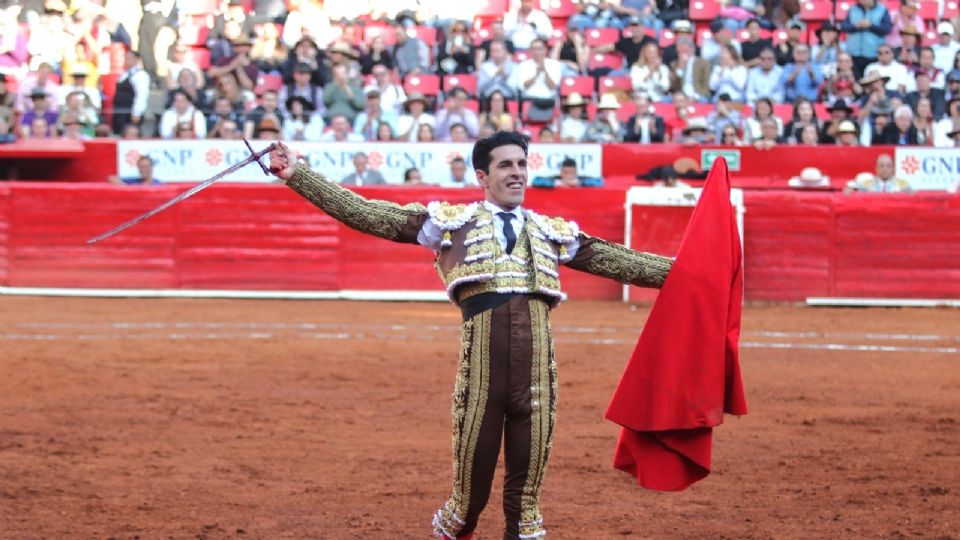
[839,0,893,78]
[531,157,603,187]
[109,155,161,185]
[780,44,824,102]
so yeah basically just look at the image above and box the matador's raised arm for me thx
[564,234,673,289]
[286,163,428,244]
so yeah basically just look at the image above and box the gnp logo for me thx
[900,155,919,175]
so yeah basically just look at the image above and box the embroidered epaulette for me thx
[527,210,580,243]
[427,201,479,231]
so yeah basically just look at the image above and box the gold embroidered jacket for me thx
[287,163,673,305]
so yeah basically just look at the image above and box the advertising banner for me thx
[894,148,960,191]
[116,140,603,186]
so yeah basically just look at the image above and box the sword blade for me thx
[86,142,276,244]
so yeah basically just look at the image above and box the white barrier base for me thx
[806,297,960,308]
[0,286,450,302]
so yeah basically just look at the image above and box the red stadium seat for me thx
[689,0,722,21]
[365,25,397,46]
[178,25,209,46]
[659,30,677,47]
[184,47,210,70]
[410,26,437,47]
[921,29,937,47]
[736,28,772,41]
[588,52,625,71]
[623,27,656,40]
[598,75,632,93]
[689,103,714,117]
[521,100,558,124]
[443,74,478,96]
[559,75,594,97]
[835,1,852,20]
[403,74,441,96]
[548,27,565,47]
[584,27,620,47]
[885,0,902,12]
[514,51,531,62]
[255,73,283,95]
[918,1,938,20]
[463,99,479,113]
[543,0,578,18]
[696,28,713,46]
[616,101,638,122]
[773,103,794,121]
[799,1,833,20]
[473,27,492,46]
[772,29,790,46]
[945,0,960,18]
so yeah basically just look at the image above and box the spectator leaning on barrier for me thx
[446,156,473,188]
[932,22,960,74]
[110,155,160,185]
[670,37,711,102]
[846,154,912,192]
[403,167,424,185]
[745,47,785,103]
[840,0,892,78]
[531,157,604,188]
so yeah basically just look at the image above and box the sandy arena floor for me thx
[0,297,958,539]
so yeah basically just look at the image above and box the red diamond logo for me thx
[528,152,544,171]
[368,151,383,170]
[206,148,223,166]
[124,149,141,166]
[901,155,919,175]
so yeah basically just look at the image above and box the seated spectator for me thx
[532,157,604,187]
[743,97,783,144]
[865,44,911,94]
[59,65,101,111]
[176,121,199,139]
[360,36,395,76]
[512,38,562,120]
[745,47,785,103]
[839,0,892,77]
[944,126,960,147]
[327,41,363,81]
[912,97,936,144]
[396,92,436,142]
[438,20,475,75]
[846,154,912,192]
[798,124,820,145]
[932,22,960,74]
[784,98,820,143]
[479,90,517,132]
[374,122,395,141]
[207,97,244,137]
[537,126,558,142]
[631,42,671,102]
[0,116,16,144]
[243,89,282,139]
[16,62,60,113]
[720,124,742,145]
[165,44,205,91]
[835,119,861,145]
[392,23,431,77]
[707,93,742,141]
[165,69,210,115]
[585,94,624,143]
[20,89,58,138]
[741,18,773,68]
[878,104,920,144]
[774,21,805,67]
[812,23,844,75]
[788,167,831,187]
[109,155,159,185]
[342,152,387,185]
[947,70,960,101]
[780,45,823,103]
[558,92,589,142]
[59,113,87,140]
[819,99,855,143]
[283,96,325,141]
[0,13,27,76]
[363,63,406,115]
[122,124,141,139]
[417,122,436,142]
[552,27,589,77]
[863,101,895,145]
[887,0,923,53]
[448,123,472,142]
[669,37,711,103]
[623,93,666,143]
[319,114,364,142]
[214,73,256,116]
[354,89,399,140]
[208,35,259,92]
[709,45,748,103]
[680,117,713,146]
[904,73,945,121]
[403,168,424,185]
[215,118,242,139]
[477,41,517,100]
[281,37,328,87]
[61,91,98,138]
[475,21,516,65]
[753,117,785,148]
[662,19,695,67]
[323,63,364,123]
[913,48,945,90]
[592,16,656,74]
[823,52,863,103]
[895,27,921,71]
[701,20,741,66]
[568,0,625,31]
[251,21,287,74]
[435,87,480,140]
[446,156,474,188]
[933,96,960,146]
[279,62,326,119]
[665,91,694,140]
[478,121,498,138]
[280,0,335,51]
[503,0,553,50]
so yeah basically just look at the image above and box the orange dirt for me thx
[1,297,958,539]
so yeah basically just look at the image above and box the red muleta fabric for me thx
[604,157,748,491]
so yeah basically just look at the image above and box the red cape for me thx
[604,157,748,491]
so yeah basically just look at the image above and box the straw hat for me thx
[564,92,587,107]
[596,93,621,110]
[788,167,830,187]
[836,120,858,134]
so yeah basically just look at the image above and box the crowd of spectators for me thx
[2,0,960,148]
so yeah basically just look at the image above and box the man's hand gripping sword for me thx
[86,140,278,244]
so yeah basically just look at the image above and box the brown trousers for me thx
[433,295,557,539]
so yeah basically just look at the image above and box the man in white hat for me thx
[557,92,589,142]
[585,93,624,143]
[932,21,960,73]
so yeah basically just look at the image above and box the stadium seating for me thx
[403,74,441,96]
[587,52,625,72]
[559,76,594,97]
[543,0,578,18]
[689,0,722,21]
[584,28,620,47]
[443,74,478,96]
[598,76,632,93]
[799,1,833,21]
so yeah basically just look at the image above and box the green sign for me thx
[701,149,741,171]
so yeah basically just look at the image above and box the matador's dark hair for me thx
[472,131,529,174]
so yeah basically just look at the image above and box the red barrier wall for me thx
[2,182,958,301]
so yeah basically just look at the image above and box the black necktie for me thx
[498,212,516,254]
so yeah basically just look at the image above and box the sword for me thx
[86,140,278,245]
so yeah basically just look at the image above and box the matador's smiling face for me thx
[476,145,528,210]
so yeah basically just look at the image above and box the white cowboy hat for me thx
[788,167,831,187]
[596,93,622,110]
